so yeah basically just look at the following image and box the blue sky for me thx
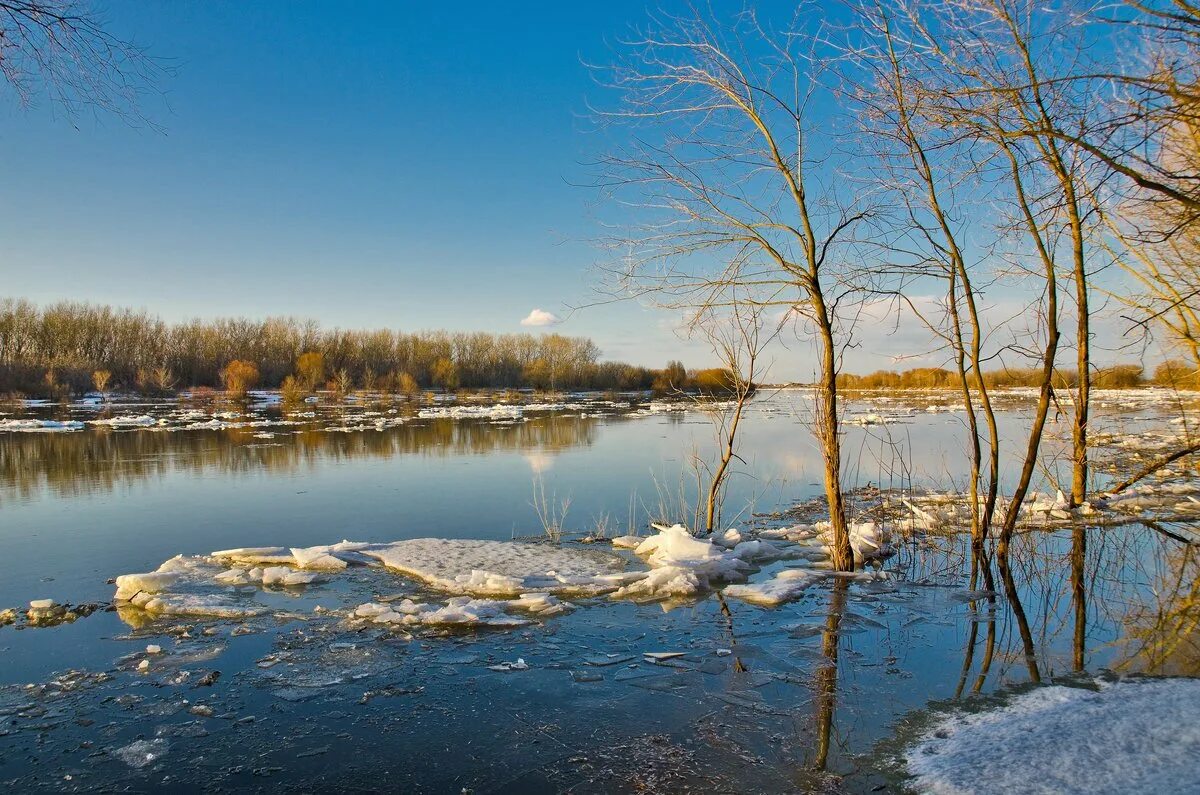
[1,2,711,364]
[0,1,1150,377]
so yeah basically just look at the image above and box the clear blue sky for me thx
[0,1,1145,377]
[1,1,723,367]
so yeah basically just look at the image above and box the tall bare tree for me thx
[851,1,1003,547]
[598,10,874,570]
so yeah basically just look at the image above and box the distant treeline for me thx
[835,363,1198,391]
[0,298,704,397]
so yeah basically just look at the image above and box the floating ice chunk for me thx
[355,597,530,628]
[417,405,524,421]
[145,644,162,654]
[89,414,156,428]
[488,657,529,671]
[260,566,320,587]
[210,546,296,566]
[114,571,181,601]
[847,413,887,426]
[0,418,84,432]
[635,524,744,574]
[29,599,55,610]
[814,520,892,563]
[1025,489,1071,518]
[357,591,570,628]
[214,542,372,569]
[903,679,1200,795]
[610,535,643,549]
[215,566,320,587]
[612,566,703,601]
[509,592,572,616]
[724,568,827,606]
[713,528,743,548]
[359,538,628,597]
[123,591,265,619]
[114,738,168,768]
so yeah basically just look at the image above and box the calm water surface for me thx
[0,391,1193,792]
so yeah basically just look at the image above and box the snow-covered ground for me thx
[902,678,1200,794]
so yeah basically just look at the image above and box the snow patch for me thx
[904,678,1200,795]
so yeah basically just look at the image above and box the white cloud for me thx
[520,308,562,327]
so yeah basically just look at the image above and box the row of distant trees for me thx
[0,298,683,397]
[836,364,1196,391]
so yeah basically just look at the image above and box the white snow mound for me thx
[904,678,1200,795]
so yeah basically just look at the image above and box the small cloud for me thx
[520,308,562,327]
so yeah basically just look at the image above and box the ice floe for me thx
[113,519,897,623]
[723,568,829,606]
[353,592,569,628]
[417,405,524,421]
[0,418,84,432]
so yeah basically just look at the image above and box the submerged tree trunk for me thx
[814,294,854,571]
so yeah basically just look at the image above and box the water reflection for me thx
[811,577,847,772]
[0,416,600,503]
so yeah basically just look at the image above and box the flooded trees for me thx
[600,11,872,570]
[693,301,778,535]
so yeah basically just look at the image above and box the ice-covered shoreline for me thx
[901,678,1200,794]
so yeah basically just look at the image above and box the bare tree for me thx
[597,9,874,570]
[0,1,164,125]
[691,299,779,535]
[850,1,1003,548]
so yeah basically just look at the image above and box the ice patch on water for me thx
[724,568,828,606]
[354,592,569,627]
[114,519,898,625]
[89,414,157,427]
[214,566,322,587]
[359,538,633,597]
[903,678,1200,795]
[0,418,84,432]
[417,405,524,421]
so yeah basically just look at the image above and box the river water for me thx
[0,389,1194,792]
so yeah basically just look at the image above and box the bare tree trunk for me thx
[597,12,869,571]
[815,296,854,570]
[998,148,1061,561]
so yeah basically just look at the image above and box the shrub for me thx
[431,357,459,392]
[328,368,353,398]
[1154,360,1200,389]
[91,369,112,393]
[220,359,260,396]
[396,371,419,396]
[693,367,738,394]
[296,351,324,390]
[280,375,306,403]
[151,366,177,395]
[1094,364,1143,389]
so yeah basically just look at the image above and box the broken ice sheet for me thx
[112,738,168,769]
